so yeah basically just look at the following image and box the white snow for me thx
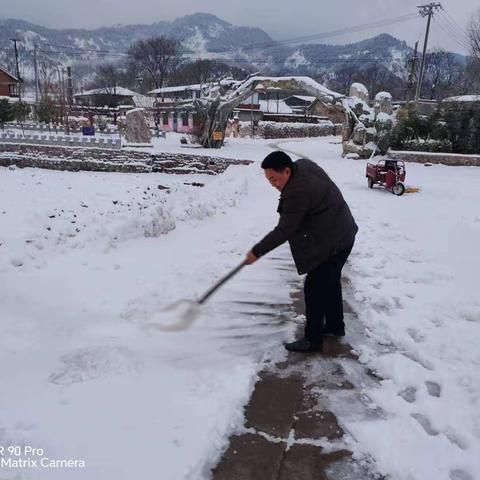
[375,112,393,123]
[284,50,310,68]
[279,138,480,480]
[75,87,141,98]
[442,95,480,103]
[1,135,479,480]
[182,27,209,55]
[0,137,301,480]
[258,99,293,114]
[375,91,392,101]
[350,82,369,96]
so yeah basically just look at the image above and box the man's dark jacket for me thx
[252,158,358,275]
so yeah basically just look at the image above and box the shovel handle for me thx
[198,261,246,304]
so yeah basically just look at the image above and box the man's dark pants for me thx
[304,242,354,343]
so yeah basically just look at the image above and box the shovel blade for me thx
[146,299,201,332]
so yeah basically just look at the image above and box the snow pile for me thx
[0,164,253,272]
[374,91,392,101]
[442,95,480,103]
[375,112,393,124]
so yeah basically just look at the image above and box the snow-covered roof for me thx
[442,95,480,103]
[149,78,241,96]
[258,99,293,114]
[74,87,140,98]
[149,84,202,95]
[74,86,154,108]
[236,76,343,102]
[285,95,316,103]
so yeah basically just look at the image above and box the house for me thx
[149,84,203,103]
[231,93,262,122]
[283,95,316,113]
[0,67,20,98]
[74,87,154,109]
[147,84,202,132]
[149,80,242,133]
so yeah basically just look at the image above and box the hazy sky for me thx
[2,0,478,54]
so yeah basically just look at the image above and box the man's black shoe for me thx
[321,326,345,337]
[285,337,323,353]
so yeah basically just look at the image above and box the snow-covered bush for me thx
[401,138,453,153]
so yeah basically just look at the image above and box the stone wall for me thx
[389,150,480,167]
[0,143,252,174]
[233,120,335,139]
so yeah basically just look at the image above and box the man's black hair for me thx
[261,151,294,172]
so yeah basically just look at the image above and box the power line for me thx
[437,11,471,46]
[441,8,471,43]
[433,16,471,52]
[215,12,419,54]
[35,11,420,60]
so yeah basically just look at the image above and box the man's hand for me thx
[245,250,259,265]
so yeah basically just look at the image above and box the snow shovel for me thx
[149,260,246,332]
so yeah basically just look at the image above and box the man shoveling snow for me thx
[245,151,358,353]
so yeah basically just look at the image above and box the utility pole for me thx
[10,38,22,101]
[415,2,442,102]
[34,44,39,107]
[66,66,73,106]
[406,41,419,100]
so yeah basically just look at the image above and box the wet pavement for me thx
[211,286,387,480]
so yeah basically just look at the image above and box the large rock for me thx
[125,109,151,144]
[349,83,369,103]
[374,92,393,115]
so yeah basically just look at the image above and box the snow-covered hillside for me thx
[0,14,417,84]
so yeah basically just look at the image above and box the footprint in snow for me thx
[425,381,441,398]
[450,470,473,480]
[398,386,417,403]
[411,413,439,436]
[407,328,426,343]
[412,413,468,450]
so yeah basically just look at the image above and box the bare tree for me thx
[468,9,480,62]
[363,62,389,97]
[170,59,247,86]
[127,36,179,91]
[94,63,123,95]
[331,63,357,95]
[424,49,463,99]
[462,8,480,93]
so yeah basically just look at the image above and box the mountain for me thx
[0,13,438,97]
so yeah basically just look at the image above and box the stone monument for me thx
[125,108,152,144]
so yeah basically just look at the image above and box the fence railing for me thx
[0,132,122,150]
[3,123,167,139]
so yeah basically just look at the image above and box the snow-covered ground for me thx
[1,136,479,480]
[281,138,480,480]
[0,138,301,480]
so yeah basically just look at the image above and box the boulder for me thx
[125,109,152,144]
[374,91,393,115]
[349,83,369,103]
